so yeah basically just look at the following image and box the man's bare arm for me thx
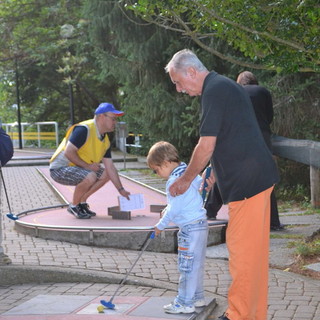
[169,136,216,196]
[103,158,130,199]
[64,142,100,171]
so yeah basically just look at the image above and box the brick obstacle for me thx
[108,206,131,220]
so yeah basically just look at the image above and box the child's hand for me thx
[154,226,162,236]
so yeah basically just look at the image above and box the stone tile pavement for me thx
[0,150,319,319]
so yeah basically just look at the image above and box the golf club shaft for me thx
[201,166,212,201]
[0,165,12,213]
[109,232,154,303]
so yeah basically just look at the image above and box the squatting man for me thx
[49,102,130,219]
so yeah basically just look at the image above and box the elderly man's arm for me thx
[169,136,216,196]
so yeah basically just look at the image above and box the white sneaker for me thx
[194,299,206,307]
[163,302,195,314]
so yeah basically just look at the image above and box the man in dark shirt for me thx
[237,71,284,230]
[165,49,279,320]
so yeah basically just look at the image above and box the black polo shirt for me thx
[200,72,279,204]
[243,84,273,136]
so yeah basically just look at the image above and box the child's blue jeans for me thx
[175,219,208,307]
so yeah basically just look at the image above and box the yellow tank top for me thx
[50,119,110,165]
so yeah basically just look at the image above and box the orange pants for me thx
[225,187,273,320]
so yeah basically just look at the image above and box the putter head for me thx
[100,299,115,310]
[6,213,19,220]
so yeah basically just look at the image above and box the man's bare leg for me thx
[72,172,98,205]
[80,176,110,203]
[73,170,110,204]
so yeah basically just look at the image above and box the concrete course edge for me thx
[0,265,177,291]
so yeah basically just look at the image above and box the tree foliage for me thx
[0,0,318,158]
[123,0,320,73]
[0,0,318,197]
[83,0,202,158]
[0,0,112,128]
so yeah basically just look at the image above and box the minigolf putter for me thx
[100,231,155,310]
[0,164,19,220]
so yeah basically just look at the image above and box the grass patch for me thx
[295,241,320,257]
[271,224,306,229]
[280,210,320,216]
[278,199,320,215]
[278,201,302,212]
[303,208,320,215]
[270,234,304,240]
[119,168,152,174]
[289,230,320,257]
[277,200,316,212]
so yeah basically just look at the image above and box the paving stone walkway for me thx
[0,149,319,320]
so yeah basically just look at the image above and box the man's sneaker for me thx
[67,204,91,219]
[80,203,96,217]
[194,299,206,307]
[163,302,195,314]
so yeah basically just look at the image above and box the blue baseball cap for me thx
[94,102,124,116]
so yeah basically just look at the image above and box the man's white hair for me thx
[165,49,207,74]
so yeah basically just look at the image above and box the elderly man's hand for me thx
[169,176,190,197]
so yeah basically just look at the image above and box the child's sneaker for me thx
[67,204,91,219]
[80,202,96,216]
[163,302,195,314]
[194,299,206,307]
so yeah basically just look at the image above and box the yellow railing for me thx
[3,121,59,148]
[9,132,56,141]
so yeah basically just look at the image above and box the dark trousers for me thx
[204,183,222,219]
[270,190,280,227]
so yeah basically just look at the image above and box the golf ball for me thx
[97,305,104,313]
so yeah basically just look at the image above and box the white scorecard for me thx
[118,193,145,211]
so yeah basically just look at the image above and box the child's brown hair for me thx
[147,141,180,168]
